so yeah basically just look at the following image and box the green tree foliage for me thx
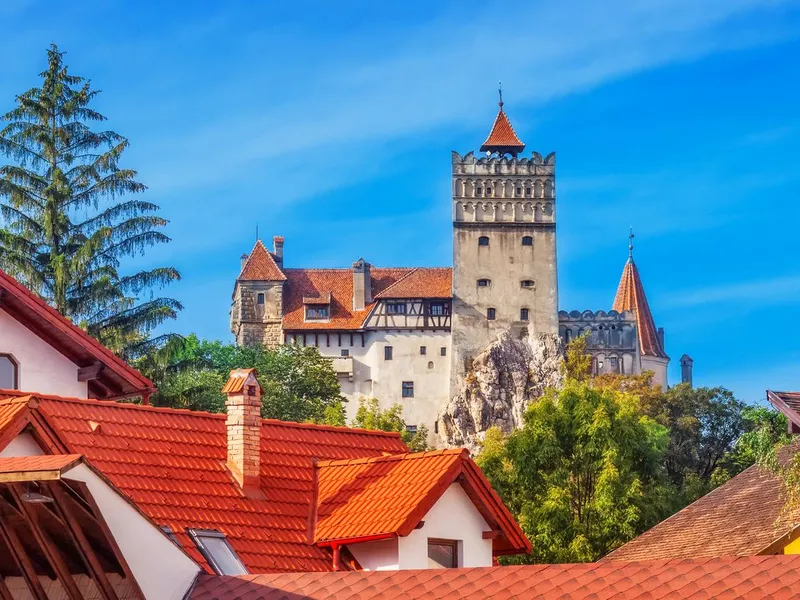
[477,381,670,563]
[142,335,346,424]
[0,45,180,358]
[353,398,430,452]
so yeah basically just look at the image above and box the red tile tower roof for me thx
[239,240,286,281]
[480,96,525,157]
[612,256,667,359]
[189,555,800,600]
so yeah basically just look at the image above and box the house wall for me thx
[64,463,201,600]
[296,329,452,438]
[345,483,493,571]
[783,537,800,554]
[0,433,44,457]
[0,309,87,397]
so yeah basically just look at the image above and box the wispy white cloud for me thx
[663,274,800,308]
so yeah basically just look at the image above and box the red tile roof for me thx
[189,555,800,599]
[0,392,408,573]
[606,462,794,561]
[0,453,82,475]
[612,258,667,358]
[480,106,525,155]
[0,268,155,399]
[374,268,452,299]
[221,368,260,394]
[314,449,523,547]
[282,268,452,331]
[768,390,800,430]
[239,240,286,281]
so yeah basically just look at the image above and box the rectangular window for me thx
[430,302,449,316]
[520,308,529,321]
[188,530,247,575]
[402,381,414,398]
[306,306,329,320]
[420,346,427,355]
[406,424,418,434]
[341,349,350,357]
[257,293,265,305]
[428,539,458,569]
[487,308,496,320]
[387,302,407,315]
[440,347,447,357]
[385,346,393,360]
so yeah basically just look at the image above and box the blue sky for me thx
[1,0,799,403]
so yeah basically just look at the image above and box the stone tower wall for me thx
[450,151,559,385]
[230,281,284,348]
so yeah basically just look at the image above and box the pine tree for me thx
[0,44,181,359]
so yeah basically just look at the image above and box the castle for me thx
[230,97,691,441]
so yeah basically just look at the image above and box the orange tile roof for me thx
[0,391,409,574]
[313,449,529,555]
[606,462,793,561]
[221,368,260,394]
[612,258,667,358]
[374,268,452,299]
[480,106,525,155]
[189,555,800,599]
[282,267,451,331]
[0,268,154,399]
[239,240,286,281]
[0,453,82,475]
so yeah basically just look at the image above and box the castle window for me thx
[520,308,529,321]
[487,308,496,320]
[516,187,522,196]
[521,236,533,246]
[0,354,18,390]
[476,187,483,196]
[428,361,434,369]
[440,347,447,357]
[387,302,406,315]
[525,187,532,197]
[521,280,535,288]
[430,302,449,316]
[477,279,490,288]
[257,293,265,305]
[564,328,572,343]
[420,346,427,355]
[478,236,490,247]
[485,185,492,196]
[341,349,350,357]
[305,306,329,320]
[385,346,393,361]
[406,424,418,434]
[402,381,414,398]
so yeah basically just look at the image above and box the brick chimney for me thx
[273,236,284,268]
[352,258,372,311]
[223,369,262,490]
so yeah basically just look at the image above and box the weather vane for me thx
[498,81,504,108]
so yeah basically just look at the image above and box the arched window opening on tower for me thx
[521,236,533,246]
[564,328,572,343]
[478,236,490,247]
[0,354,18,390]
[257,293,265,305]
[477,279,491,287]
[476,186,483,196]
[521,279,535,288]
[525,186,532,197]
[487,308,496,320]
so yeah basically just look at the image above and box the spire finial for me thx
[628,227,635,259]
[498,81,504,109]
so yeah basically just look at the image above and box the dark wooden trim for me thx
[482,530,501,539]
[9,484,83,600]
[0,575,13,600]
[0,353,18,390]
[0,513,48,600]
[71,481,145,600]
[46,482,120,600]
[78,362,105,383]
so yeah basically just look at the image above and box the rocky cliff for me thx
[438,329,563,452]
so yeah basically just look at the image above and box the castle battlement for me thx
[452,151,555,176]
[559,309,636,322]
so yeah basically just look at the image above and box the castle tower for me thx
[612,232,669,387]
[450,92,559,385]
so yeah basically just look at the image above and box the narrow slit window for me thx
[420,346,427,355]
[487,308,496,320]
[189,530,247,576]
[257,293,265,305]
[440,347,447,357]
[385,346,393,360]
[520,308,529,321]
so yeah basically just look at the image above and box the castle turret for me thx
[680,354,694,387]
[451,90,558,386]
[612,231,669,387]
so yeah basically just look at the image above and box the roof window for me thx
[189,529,248,575]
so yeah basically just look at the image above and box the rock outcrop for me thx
[438,329,563,452]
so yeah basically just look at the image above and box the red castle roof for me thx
[612,257,667,359]
[480,105,525,156]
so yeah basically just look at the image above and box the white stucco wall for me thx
[642,355,669,389]
[0,308,87,397]
[345,483,492,571]
[315,329,451,437]
[64,463,200,600]
[0,432,44,456]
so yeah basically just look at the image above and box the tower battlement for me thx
[452,150,555,176]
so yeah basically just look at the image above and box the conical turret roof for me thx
[612,257,667,359]
[480,104,525,157]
